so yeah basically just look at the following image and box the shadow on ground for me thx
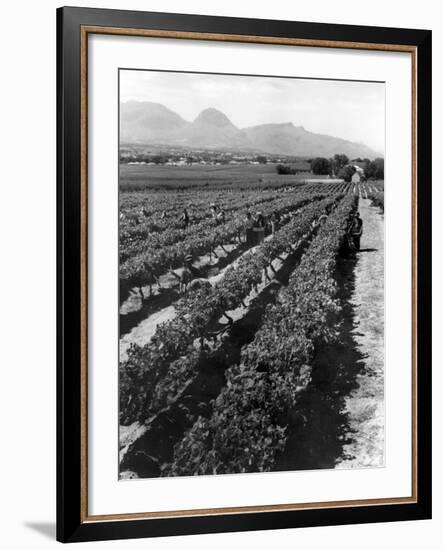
[274,251,367,471]
[119,287,179,337]
[24,522,56,540]
[119,243,249,338]
[120,235,315,478]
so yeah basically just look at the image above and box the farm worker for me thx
[140,207,149,218]
[245,211,254,244]
[345,212,354,233]
[218,208,226,224]
[316,208,329,227]
[184,254,203,278]
[253,211,266,245]
[344,213,356,252]
[254,211,265,228]
[270,212,278,234]
[180,208,190,228]
[350,212,363,250]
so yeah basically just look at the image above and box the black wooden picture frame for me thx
[57,6,432,543]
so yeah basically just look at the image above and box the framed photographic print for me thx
[57,6,432,543]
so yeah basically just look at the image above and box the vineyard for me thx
[119,179,385,479]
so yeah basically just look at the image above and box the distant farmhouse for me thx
[351,163,366,183]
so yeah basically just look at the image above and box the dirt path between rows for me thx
[119,233,277,361]
[119,223,317,469]
[337,198,385,468]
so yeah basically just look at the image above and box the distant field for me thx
[119,163,322,190]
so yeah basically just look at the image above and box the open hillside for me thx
[120,101,380,158]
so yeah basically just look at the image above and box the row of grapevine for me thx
[120,192,328,292]
[163,193,357,476]
[120,181,353,246]
[370,180,384,192]
[120,190,282,250]
[368,191,384,212]
[120,193,287,263]
[120,187,248,219]
[120,196,340,425]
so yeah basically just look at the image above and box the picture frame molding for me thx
[57,6,432,543]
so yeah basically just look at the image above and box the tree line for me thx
[277,154,384,182]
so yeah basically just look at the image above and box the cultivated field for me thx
[120,163,323,191]
[118,176,385,478]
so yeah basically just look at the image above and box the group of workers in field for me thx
[150,199,364,297]
[244,209,273,230]
[176,202,281,244]
[178,203,227,229]
[179,203,267,230]
[128,199,363,258]
[178,201,365,247]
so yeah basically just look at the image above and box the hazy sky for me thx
[120,69,385,153]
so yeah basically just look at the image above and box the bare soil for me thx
[120,232,282,360]
[119,201,385,475]
[275,198,384,472]
[336,198,385,468]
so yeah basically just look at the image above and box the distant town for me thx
[120,145,294,166]
[119,145,384,182]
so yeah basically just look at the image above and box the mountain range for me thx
[120,101,380,159]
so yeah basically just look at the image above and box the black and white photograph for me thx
[0,0,435,545]
[118,69,385,479]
